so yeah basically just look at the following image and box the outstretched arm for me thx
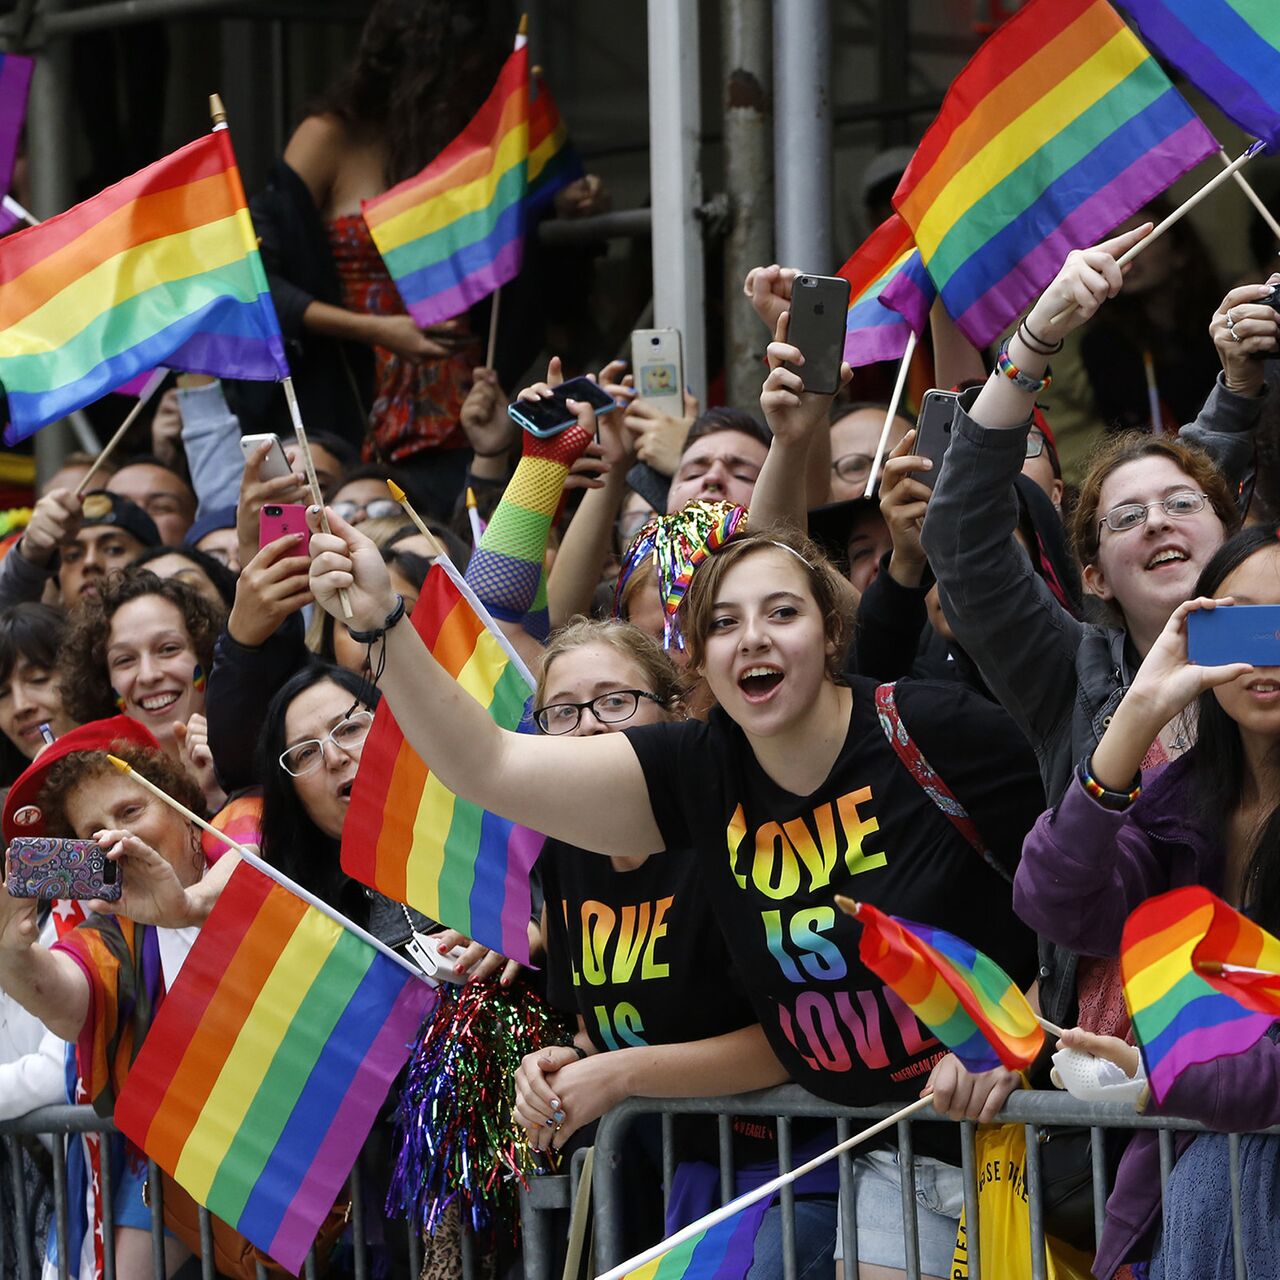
[309,509,664,857]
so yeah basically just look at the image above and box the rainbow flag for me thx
[342,555,543,964]
[1117,0,1280,151]
[115,862,434,1274]
[616,1197,771,1280]
[838,212,937,367]
[1121,886,1279,1102]
[842,898,1043,1072]
[891,0,1217,349]
[0,129,289,442]
[362,39,577,329]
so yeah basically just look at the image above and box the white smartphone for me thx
[239,432,291,482]
[631,328,685,419]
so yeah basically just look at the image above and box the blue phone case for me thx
[1186,605,1280,667]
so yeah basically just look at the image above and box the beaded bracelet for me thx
[1079,756,1141,810]
[996,338,1053,395]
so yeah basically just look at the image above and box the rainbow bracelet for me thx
[996,338,1053,395]
[1079,756,1141,810]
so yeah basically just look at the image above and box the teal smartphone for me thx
[507,376,617,438]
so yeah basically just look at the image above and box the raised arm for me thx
[0,892,90,1042]
[308,509,664,857]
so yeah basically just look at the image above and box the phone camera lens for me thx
[265,505,281,516]
[651,336,660,346]
[103,861,117,884]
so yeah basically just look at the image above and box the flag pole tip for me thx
[466,486,478,510]
[387,480,407,502]
[833,894,860,917]
[106,754,130,774]
[209,93,227,126]
[518,13,528,35]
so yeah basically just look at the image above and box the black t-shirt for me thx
[539,840,758,1053]
[623,676,1043,1114]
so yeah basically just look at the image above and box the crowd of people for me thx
[3,4,1280,1280]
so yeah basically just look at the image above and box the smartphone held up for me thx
[784,274,851,396]
[6,836,121,901]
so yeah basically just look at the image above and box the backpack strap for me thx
[874,682,1013,884]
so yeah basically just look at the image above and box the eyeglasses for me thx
[534,690,664,735]
[1025,430,1046,460]
[279,711,374,776]
[332,499,402,524]
[1098,490,1209,534]
[831,453,873,484]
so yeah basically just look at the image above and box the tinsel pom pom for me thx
[386,980,571,1243]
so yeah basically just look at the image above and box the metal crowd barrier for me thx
[0,1105,479,1280]
[519,1084,1280,1280]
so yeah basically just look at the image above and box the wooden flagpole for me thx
[387,479,449,558]
[865,330,917,495]
[485,288,502,370]
[1220,148,1280,245]
[595,1095,936,1280]
[74,368,168,497]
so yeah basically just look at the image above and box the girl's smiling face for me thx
[106,596,204,748]
[700,547,833,737]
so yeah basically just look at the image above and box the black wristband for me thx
[346,594,406,644]
[570,1044,589,1061]
[1018,317,1064,355]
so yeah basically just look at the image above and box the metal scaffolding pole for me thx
[722,0,773,410]
[646,0,707,401]
[773,0,833,272]
[27,0,76,487]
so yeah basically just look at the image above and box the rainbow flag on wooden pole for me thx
[341,553,544,964]
[116,862,435,1273]
[892,0,1218,349]
[0,124,289,441]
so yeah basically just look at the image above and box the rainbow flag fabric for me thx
[1117,0,1280,151]
[838,213,937,367]
[0,129,289,442]
[617,1197,771,1279]
[891,0,1217,349]
[362,40,577,329]
[342,555,543,964]
[1121,886,1280,1102]
[115,863,434,1273]
[845,899,1043,1072]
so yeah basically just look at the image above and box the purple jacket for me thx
[1015,751,1280,1277]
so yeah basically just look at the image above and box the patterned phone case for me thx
[5,836,122,901]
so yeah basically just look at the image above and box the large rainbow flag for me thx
[1117,0,1280,151]
[837,212,937,367]
[0,129,289,441]
[1121,885,1280,1102]
[342,554,543,964]
[839,897,1043,1072]
[892,0,1217,349]
[116,862,433,1274]
[362,37,578,329]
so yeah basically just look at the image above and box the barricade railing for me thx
[517,1084,1280,1280]
[0,1106,478,1280]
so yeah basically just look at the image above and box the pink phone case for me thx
[259,503,312,555]
[6,837,121,901]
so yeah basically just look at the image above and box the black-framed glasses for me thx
[1025,429,1046,460]
[534,690,664,735]
[279,711,374,776]
[332,498,402,524]
[831,453,873,484]
[1099,490,1208,534]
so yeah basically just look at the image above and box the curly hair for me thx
[37,740,206,838]
[57,571,222,725]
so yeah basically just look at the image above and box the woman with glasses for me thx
[920,226,1275,1033]
[328,463,415,526]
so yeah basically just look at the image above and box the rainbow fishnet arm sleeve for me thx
[464,421,596,642]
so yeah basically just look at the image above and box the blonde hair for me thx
[535,617,685,713]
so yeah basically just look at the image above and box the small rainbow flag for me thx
[614,1197,771,1280]
[840,898,1043,1072]
[837,213,937,368]
[362,36,577,329]
[0,129,289,442]
[1121,886,1279,1103]
[1117,0,1280,151]
[892,0,1217,349]
[342,555,543,964]
[115,862,434,1273]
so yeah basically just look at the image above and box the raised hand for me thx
[760,310,852,444]
[1211,275,1280,397]
[20,488,83,568]
[227,536,314,648]
[878,430,933,588]
[307,506,396,630]
[236,439,308,571]
[459,367,515,461]
[744,264,799,332]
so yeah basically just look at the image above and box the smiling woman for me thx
[0,604,75,766]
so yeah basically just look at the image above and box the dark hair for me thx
[0,604,66,686]
[283,431,359,472]
[332,461,414,502]
[312,0,513,186]
[386,519,471,569]
[257,664,379,906]
[111,454,191,484]
[1191,527,1280,932]
[131,545,238,609]
[58,571,223,724]
[682,407,773,456]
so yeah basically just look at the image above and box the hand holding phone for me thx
[631,329,685,419]
[1187,604,1280,668]
[783,274,851,396]
[508,375,619,438]
[259,503,311,554]
[6,837,121,901]
[239,433,292,482]
[910,390,959,489]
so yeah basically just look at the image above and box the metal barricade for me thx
[0,1105,479,1280]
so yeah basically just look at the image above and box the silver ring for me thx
[1226,310,1237,329]
[1230,326,1242,342]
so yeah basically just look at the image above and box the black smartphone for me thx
[507,375,618,438]
[912,389,960,489]
[784,273,851,396]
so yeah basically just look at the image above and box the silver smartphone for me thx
[784,274,851,396]
[239,432,292,481]
[631,328,685,419]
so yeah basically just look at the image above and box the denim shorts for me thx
[832,1148,964,1275]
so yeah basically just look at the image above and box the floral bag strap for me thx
[874,682,1013,885]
